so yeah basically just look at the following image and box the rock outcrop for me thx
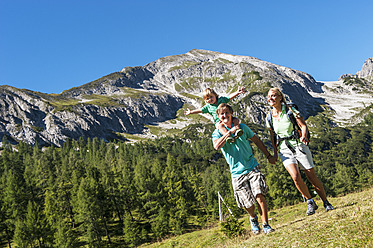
[0,49,335,146]
[0,85,183,146]
[356,57,373,80]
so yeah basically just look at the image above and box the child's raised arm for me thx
[229,86,246,100]
[184,108,202,116]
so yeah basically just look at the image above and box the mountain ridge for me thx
[0,50,372,147]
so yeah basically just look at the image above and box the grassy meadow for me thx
[140,187,373,248]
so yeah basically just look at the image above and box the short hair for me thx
[203,88,218,100]
[216,103,233,115]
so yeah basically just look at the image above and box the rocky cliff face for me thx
[0,85,183,146]
[138,49,324,122]
[0,49,343,147]
[338,57,373,94]
[356,57,373,80]
[340,57,373,80]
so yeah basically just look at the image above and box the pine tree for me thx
[74,174,112,247]
[53,220,79,248]
[151,206,169,239]
[2,169,28,232]
[13,200,52,247]
[265,162,301,208]
[0,190,13,248]
[123,212,142,247]
[332,162,357,195]
[163,153,189,234]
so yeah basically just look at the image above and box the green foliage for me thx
[13,201,53,247]
[219,216,244,238]
[53,221,79,248]
[204,71,237,87]
[242,71,262,83]
[342,76,373,94]
[169,61,201,72]
[123,213,143,247]
[214,58,233,64]
[239,71,268,94]
[178,77,203,92]
[48,98,81,113]
[343,76,369,89]
[174,71,238,93]
[30,125,44,133]
[82,94,121,107]
[47,87,155,112]
[1,116,373,247]
[178,93,202,103]
[264,162,301,208]
[141,187,373,248]
[363,112,373,126]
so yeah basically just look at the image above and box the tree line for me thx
[0,113,372,247]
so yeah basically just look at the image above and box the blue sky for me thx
[1,0,372,94]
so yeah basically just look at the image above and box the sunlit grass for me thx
[139,187,373,248]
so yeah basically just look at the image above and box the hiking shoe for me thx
[262,222,274,234]
[235,129,243,138]
[324,200,334,212]
[227,136,235,144]
[250,215,260,235]
[306,198,318,216]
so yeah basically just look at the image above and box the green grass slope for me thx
[140,187,373,248]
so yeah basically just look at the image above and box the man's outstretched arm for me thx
[250,135,276,164]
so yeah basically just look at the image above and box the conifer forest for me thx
[1,113,373,247]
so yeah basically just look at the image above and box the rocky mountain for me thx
[0,50,371,147]
[356,57,373,80]
[339,57,373,92]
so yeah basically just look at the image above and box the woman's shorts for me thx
[231,166,268,209]
[279,142,314,170]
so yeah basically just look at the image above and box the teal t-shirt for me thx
[265,104,300,150]
[201,96,230,124]
[212,124,258,178]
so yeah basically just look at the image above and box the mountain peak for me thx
[1,50,370,147]
[356,57,373,79]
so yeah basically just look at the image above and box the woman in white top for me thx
[266,87,334,215]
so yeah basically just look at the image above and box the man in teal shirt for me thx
[212,103,276,235]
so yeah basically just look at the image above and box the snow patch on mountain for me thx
[310,80,373,125]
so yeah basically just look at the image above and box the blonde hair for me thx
[268,87,286,104]
[268,87,299,117]
[203,88,218,100]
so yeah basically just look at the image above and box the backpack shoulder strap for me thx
[286,105,299,130]
[266,111,274,132]
[266,110,279,146]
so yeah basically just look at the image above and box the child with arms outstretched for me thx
[185,87,246,143]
